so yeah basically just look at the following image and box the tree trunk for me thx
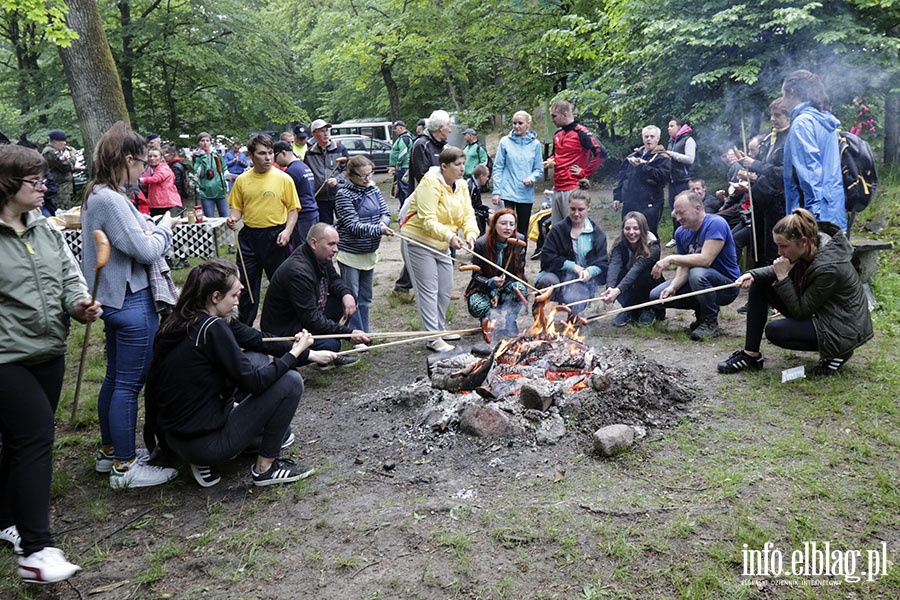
[58,0,129,168]
[118,0,135,117]
[884,90,899,166]
[381,61,400,122]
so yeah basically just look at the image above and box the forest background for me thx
[1,0,899,170]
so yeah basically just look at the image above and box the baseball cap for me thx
[48,129,67,142]
[392,120,406,128]
[146,133,160,141]
[293,124,309,139]
[273,141,294,155]
[416,118,426,128]
[310,119,331,132]
[463,128,477,136]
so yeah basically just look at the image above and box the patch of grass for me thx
[134,540,184,585]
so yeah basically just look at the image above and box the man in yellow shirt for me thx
[227,133,300,324]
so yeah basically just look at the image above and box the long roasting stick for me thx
[261,329,473,343]
[459,245,540,293]
[576,282,741,322]
[332,328,482,356]
[72,230,110,422]
[738,113,758,264]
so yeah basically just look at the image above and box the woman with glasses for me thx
[491,110,543,243]
[334,155,393,334]
[81,121,180,490]
[0,144,102,583]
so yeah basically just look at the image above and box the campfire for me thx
[407,302,695,446]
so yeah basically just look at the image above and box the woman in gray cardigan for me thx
[81,122,180,490]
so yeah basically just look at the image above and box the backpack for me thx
[181,166,201,207]
[838,129,877,215]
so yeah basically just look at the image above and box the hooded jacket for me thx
[0,211,89,365]
[667,125,696,183]
[784,102,846,229]
[335,180,391,255]
[149,315,303,439]
[400,166,479,251]
[491,130,543,205]
[260,242,354,337]
[748,221,872,358]
[304,140,350,205]
[142,161,183,210]
[194,151,227,199]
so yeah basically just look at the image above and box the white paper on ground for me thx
[781,366,806,383]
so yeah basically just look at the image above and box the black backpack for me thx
[839,129,877,217]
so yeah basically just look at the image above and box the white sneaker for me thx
[18,547,81,584]
[427,339,454,353]
[0,524,23,554]
[109,458,178,489]
[665,239,676,248]
[95,447,150,473]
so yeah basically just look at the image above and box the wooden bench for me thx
[851,238,894,284]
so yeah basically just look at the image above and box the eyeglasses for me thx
[351,171,373,181]
[16,177,49,190]
[132,156,149,168]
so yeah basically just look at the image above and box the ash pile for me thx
[389,333,695,447]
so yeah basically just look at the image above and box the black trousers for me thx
[0,357,65,556]
[237,225,290,325]
[503,200,532,250]
[744,279,818,354]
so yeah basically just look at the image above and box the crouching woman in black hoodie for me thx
[147,259,334,487]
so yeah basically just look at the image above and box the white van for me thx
[331,119,394,143]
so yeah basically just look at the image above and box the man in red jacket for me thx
[544,100,606,224]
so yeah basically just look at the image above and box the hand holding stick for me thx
[577,281,740,321]
[314,156,349,197]
[72,230,110,422]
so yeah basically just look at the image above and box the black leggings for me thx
[744,280,818,354]
[0,357,65,556]
[165,352,302,464]
[503,200,532,245]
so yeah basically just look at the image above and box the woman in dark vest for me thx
[666,118,696,245]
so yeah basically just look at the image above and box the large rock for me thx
[593,424,634,456]
[535,410,566,445]
[459,405,521,437]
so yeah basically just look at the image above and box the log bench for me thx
[851,238,894,284]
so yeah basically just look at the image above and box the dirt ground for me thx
[10,177,869,600]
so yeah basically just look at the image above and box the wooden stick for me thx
[234,229,255,305]
[72,230,110,422]
[333,328,482,356]
[261,329,471,343]
[458,246,540,293]
[314,157,349,197]
[739,117,759,264]
[394,230,474,270]
[582,282,740,322]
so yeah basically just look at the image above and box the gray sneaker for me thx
[690,320,719,341]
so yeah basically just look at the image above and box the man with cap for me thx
[462,128,489,179]
[42,130,79,209]
[388,120,414,208]
[292,125,309,160]
[226,133,300,325]
[304,119,349,225]
[146,134,162,150]
[274,139,318,244]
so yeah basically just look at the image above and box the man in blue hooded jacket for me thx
[780,70,845,230]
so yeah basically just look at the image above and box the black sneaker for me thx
[251,458,315,487]
[717,350,765,374]
[812,350,853,376]
[690,320,719,341]
[736,302,749,314]
[334,355,359,367]
[190,464,221,488]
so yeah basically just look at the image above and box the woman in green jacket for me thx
[718,209,873,376]
[0,144,102,583]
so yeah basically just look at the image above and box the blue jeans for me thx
[394,168,409,208]
[201,197,229,219]
[649,267,739,323]
[338,262,371,332]
[98,287,158,461]
[534,271,599,316]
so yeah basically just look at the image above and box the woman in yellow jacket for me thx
[400,147,478,352]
